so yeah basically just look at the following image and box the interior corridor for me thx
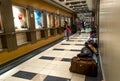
[0,33,102,81]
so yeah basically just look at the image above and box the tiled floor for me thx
[0,33,102,81]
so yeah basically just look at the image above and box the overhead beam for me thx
[44,0,74,13]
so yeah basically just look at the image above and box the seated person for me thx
[77,42,98,63]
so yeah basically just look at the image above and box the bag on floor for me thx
[69,57,97,77]
[77,47,93,58]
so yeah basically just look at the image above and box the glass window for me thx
[65,17,68,22]
[68,17,71,26]
[0,36,2,51]
[55,15,59,27]
[12,5,28,31]
[47,13,50,28]
[34,10,44,29]
[61,16,64,27]
[0,11,3,33]
[47,13,54,28]
[50,14,53,28]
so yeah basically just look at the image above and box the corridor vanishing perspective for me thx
[0,33,102,81]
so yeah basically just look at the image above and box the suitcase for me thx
[69,57,97,77]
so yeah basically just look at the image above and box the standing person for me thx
[66,26,71,41]
[64,21,68,39]
[77,21,82,35]
[79,21,82,34]
[82,21,85,31]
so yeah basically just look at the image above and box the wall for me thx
[99,0,120,81]
[11,0,72,17]
[0,0,73,65]
[0,34,63,65]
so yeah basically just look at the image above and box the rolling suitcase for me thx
[69,57,97,77]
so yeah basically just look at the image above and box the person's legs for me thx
[64,30,66,39]
[66,34,69,41]
[77,27,80,35]
[92,54,98,63]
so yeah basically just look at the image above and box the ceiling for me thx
[51,0,94,13]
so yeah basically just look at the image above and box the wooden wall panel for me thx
[0,34,63,65]
[16,33,27,46]
[36,31,41,40]
[0,0,71,65]
[0,0,17,51]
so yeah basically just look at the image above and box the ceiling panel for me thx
[51,0,93,13]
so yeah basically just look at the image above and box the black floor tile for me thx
[44,75,71,81]
[12,71,36,80]
[61,58,71,62]
[85,56,103,81]
[85,69,103,81]
[53,48,64,51]
[0,37,63,75]
[70,49,81,52]
[75,44,84,46]
[61,44,70,45]
[39,56,55,60]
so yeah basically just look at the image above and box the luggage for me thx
[77,46,93,58]
[69,57,97,77]
[77,53,92,58]
[81,47,92,54]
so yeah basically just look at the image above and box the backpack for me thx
[81,47,92,54]
[77,47,93,58]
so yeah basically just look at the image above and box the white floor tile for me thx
[39,69,52,75]
[17,60,49,69]
[54,45,84,50]
[44,64,57,70]
[72,73,85,78]
[0,68,19,80]
[4,77,30,81]
[50,61,62,65]
[71,76,85,81]
[0,79,4,81]
[0,33,89,81]
[53,65,68,71]
[49,70,72,78]
[32,74,47,81]
[61,41,85,45]
[21,66,44,73]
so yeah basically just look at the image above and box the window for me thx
[55,15,60,27]
[61,16,64,27]
[47,13,50,28]
[68,17,71,26]
[0,36,2,51]
[0,11,3,33]
[50,14,53,28]
[12,5,28,31]
[34,10,44,29]
[65,17,68,21]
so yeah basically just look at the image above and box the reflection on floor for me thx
[0,33,103,81]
